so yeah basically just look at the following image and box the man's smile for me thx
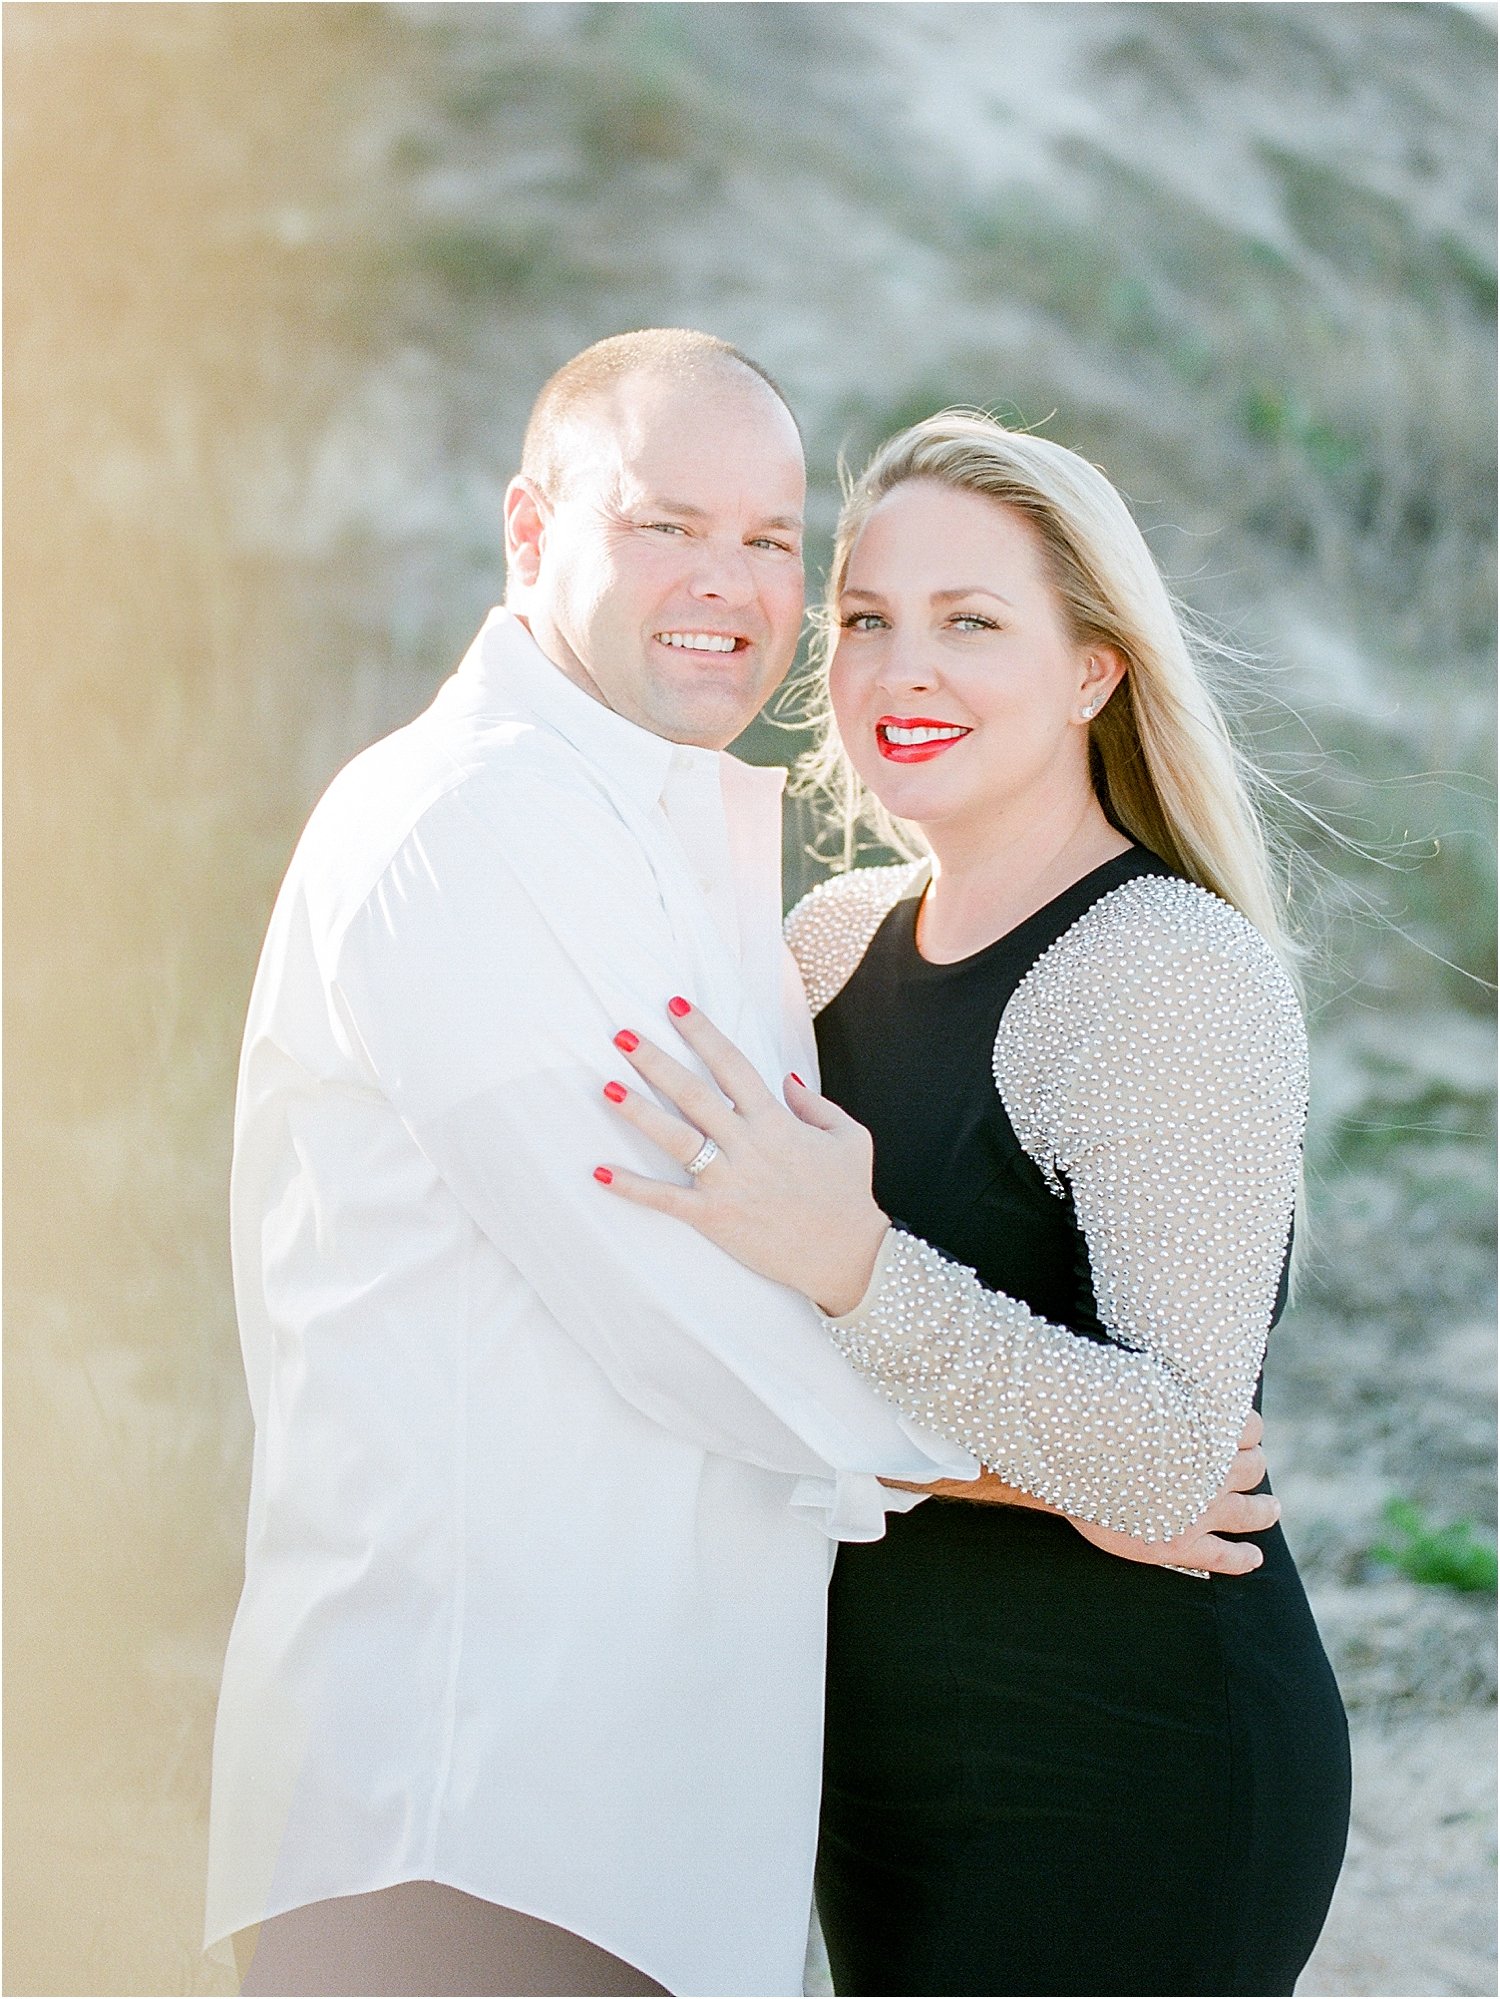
[653,631,750,654]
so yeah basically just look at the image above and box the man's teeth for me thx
[656,632,738,653]
[883,724,968,745]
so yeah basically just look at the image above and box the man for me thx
[209,331,1274,1997]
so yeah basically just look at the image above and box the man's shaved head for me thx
[504,329,806,749]
[520,329,799,502]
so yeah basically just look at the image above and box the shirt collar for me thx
[461,606,779,814]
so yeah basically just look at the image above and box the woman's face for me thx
[829,479,1119,842]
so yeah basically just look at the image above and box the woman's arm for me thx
[596,883,1304,1543]
[884,1406,1277,1577]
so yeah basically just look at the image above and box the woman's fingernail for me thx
[667,995,692,1018]
[614,1029,639,1052]
[790,1072,806,1087]
[603,1080,627,1103]
[593,1166,614,1185]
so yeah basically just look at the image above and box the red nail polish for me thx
[790,1072,806,1087]
[614,1029,639,1052]
[603,1080,627,1103]
[593,1166,614,1185]
[668,995,691,1017]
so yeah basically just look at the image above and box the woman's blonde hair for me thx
[796,410,1302,979]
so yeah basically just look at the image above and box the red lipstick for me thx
[875,715,973,763]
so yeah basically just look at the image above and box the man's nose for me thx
[687,541,756,608]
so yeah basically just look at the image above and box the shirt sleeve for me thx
[328,765,975,1529]
[817,884,1306,1540]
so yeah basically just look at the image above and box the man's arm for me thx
[329,770,976,1504]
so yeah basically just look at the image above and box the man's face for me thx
[510,370,807,749]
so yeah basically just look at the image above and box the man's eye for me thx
[840,613,888,631]
[749,537,797,554]
[644,521,688,535]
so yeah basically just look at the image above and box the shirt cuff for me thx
[820,1222,905,1331]
[788,1469,897,1542]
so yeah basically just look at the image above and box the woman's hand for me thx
[885,1414,1277,1575]
[1067,1410,1277,1574]
[595,997,891,1315]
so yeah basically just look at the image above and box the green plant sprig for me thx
[1370,1496,1498,1594]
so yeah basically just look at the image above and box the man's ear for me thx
[504,476,548,588]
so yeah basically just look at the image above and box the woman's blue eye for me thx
[840,613,887,631]
[952,614,998,631]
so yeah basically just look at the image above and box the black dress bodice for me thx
[816,847,1175,1337]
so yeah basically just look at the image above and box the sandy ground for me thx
[1301,1711,1496,1999]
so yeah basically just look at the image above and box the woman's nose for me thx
[875,646,937,697]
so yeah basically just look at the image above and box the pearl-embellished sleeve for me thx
[784,862,929,1016]
[818,876,1307,1541]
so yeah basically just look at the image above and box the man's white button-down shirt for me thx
[206,609,971,1996]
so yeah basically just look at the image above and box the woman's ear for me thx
[1077,646,1127,722]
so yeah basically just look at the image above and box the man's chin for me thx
[660,719,748,752]
[649,685,776,751]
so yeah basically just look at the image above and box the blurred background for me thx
[5,4,1495,1994]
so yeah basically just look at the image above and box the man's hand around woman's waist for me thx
[882,1410,1276,1576]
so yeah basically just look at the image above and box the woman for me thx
[596,412,1350,1996]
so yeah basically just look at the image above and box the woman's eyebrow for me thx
[930,586,1015,608]
[840,585,1015,607]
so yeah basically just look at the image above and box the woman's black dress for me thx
[806,850,1350,1998]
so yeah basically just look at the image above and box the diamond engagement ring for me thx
[684,1137,720,1178]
